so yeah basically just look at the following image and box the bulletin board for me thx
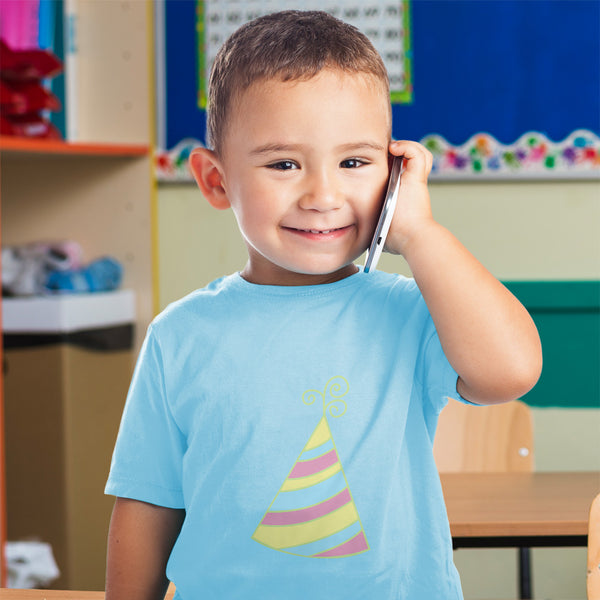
[156,0,600,180]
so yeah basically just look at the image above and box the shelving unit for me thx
[1,142,155,351]
[0,136,149,157]
[1,0,155,589]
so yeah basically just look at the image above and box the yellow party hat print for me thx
[252,376,369,558]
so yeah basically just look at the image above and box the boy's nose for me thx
[298,170,343,212]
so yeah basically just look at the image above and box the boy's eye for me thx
[340,158,366,169]
[268,160,298,171]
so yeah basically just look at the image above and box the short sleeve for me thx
[420,329,458,411]
[417,317,476,415]
[105,324,186,508]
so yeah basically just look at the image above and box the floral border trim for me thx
[155,129,600,182]
[155,138,200,182]
[425,129,600,180]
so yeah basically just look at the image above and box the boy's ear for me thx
[189,148,230,210]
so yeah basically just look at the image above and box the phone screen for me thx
[364,156,404,273]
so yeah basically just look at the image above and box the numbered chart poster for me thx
[197,1,412,108]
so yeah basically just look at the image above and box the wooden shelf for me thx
[0,136,149,158]
[1,1,155,588]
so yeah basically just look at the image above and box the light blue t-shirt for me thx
[106,269,465,599]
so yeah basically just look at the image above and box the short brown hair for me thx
[207,10,390,156]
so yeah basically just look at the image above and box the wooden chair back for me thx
[589,493,600,600]
[434,399,534,473]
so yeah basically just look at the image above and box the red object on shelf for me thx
[1,79,61,115]
[1,114,62,139]
[0,79,26,113]
[0,40,63,139]
[0,40,62,81]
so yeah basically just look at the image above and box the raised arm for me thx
[386,141,542,405]
[106,497,185,600]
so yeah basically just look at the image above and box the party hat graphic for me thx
[252,376,369,558]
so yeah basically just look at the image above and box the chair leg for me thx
[519,547,532,599]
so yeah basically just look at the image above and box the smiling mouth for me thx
[285,226,350,234]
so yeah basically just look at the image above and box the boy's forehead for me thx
[239,69,386,98]
[227,69,391,131]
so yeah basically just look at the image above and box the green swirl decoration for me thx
[302,376,349,419]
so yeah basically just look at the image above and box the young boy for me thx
[105,11,542,600]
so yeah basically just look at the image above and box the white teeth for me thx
[290,227,341,234]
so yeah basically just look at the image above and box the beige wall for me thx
[158,180,600,310]
[157,178,599,599]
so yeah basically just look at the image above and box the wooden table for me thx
[441,471,599,548]
[0,589,176,599]
[0,593,105,599]
[442,471,599,599]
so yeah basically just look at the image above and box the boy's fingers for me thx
[389,140,433,179]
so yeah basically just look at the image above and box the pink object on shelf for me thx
[0,0,40,50]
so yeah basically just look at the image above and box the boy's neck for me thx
[239,262,360,286]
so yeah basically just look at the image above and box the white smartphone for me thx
[364,156,404,273]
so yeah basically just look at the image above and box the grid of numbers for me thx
[197,1,412,107]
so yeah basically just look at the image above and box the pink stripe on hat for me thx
[260,488,351,526]
[288,448,338,478]
[313,531,368,558]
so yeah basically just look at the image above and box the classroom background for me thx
[1,0,599,598]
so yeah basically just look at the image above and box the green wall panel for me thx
[505,281,600,408]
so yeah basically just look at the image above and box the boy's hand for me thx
[383,140,435,257]
[382,142,542,406]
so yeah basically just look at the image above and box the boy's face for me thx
[217,69,391,286]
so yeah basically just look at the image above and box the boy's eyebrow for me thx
[249,143,304,156]
[249,141,387,155]
[336,141,387,153]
